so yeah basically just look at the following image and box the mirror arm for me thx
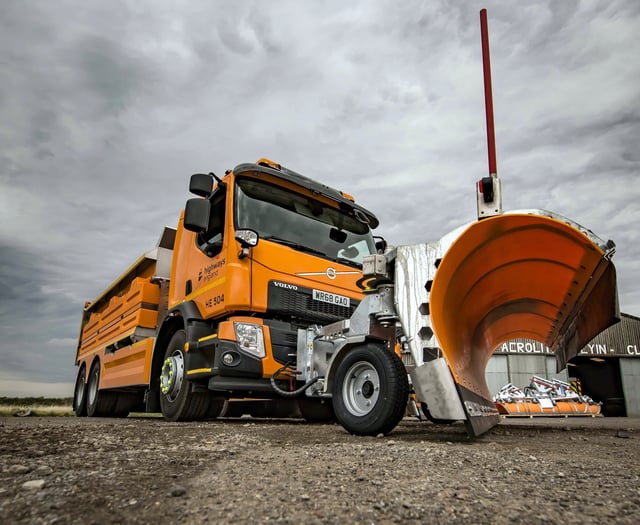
[210,172,226,189]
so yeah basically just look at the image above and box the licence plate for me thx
[312,289,350,307]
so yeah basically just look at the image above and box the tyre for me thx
[86,361,117,417]
[298,398,335,422]
[205,396,226,419]
[332,343,409,436]
[111,393,142,418]
[73,365,88,417]
[159,330,209,421]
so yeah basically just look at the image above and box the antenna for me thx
[477,8,503,219]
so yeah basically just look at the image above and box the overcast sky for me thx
[1,1,639,397]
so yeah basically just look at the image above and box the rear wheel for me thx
[332,344,409,436]
[73,365,88,417]
[110,393,142,418]
[86,361,117,417]
[159,330,209,421]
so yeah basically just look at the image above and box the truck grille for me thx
[267,282,359,324]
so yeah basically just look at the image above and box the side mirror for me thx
[235,229,258,259]
[374,236,387,254]
[184,198,210,232]
[235,229,259,248]
[189,173,214,197]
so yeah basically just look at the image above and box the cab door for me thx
[170,186,229,318]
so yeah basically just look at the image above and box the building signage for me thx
[494,341,640,357]
[495,341,554,355]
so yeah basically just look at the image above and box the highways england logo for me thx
[198,259,226,281]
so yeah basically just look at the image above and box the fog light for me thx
[222,352,235,366]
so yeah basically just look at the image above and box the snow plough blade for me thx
[429,210,619,436]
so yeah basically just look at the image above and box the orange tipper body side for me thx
[76,259,160,387]
[73,228,174,416]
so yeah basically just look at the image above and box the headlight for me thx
[233,322,265,358]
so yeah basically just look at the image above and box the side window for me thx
[197,190,226,257]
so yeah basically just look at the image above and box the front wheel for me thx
[159,330,209,421]
[332,343,409,436]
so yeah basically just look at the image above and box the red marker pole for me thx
[480,8,497,178]
[476,9,502,218]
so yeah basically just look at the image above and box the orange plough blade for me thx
[428,211,618,435]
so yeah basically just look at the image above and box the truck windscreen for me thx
[235,177,376,266]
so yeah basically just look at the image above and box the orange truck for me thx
[74,158,383,423]
[73,157,619,437]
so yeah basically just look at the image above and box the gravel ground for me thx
[1,415,639,524]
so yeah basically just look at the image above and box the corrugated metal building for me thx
[487,312,640,416]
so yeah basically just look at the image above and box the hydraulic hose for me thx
[270,364,319,398]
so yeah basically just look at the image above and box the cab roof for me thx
[232,161,379,229]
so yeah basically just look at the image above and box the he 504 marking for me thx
[206,294,225,308]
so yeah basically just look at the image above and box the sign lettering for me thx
[495,341,640,357]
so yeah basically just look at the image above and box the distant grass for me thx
[0,404,74,417]
[0,396,73,406]
[0,397,164,418]
[0,397,73,417]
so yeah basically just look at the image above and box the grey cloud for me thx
[75,35,156,114]
[0,243,45,316]
[0,242,79,385]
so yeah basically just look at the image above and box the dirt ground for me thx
[1,415,639,524]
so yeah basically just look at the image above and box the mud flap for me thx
[396,211,619,437]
